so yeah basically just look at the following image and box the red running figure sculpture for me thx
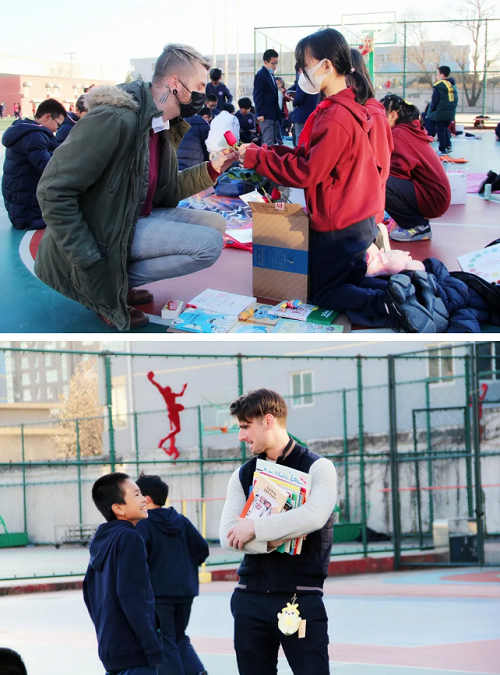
[147,371,188,460]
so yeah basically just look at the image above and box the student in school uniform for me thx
[240,28,387,320]
[347,49,393,229]
[381,94,451,243]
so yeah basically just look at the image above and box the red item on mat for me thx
[223,234,252,252]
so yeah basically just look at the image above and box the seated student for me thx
[56,94,88,145]
[206,68,232,110]
[235,97,257,143]
[83,472,164,675]
[240,28,385,319]
[199,105,213,124]
[0,648,28,675]
[177,108,211,170]
[347,48,393,227]
[136,474,209,675]
[381,94,451,242]
[205,94,220,117]
[1,98,66,230]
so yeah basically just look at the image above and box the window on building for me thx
[427,344,455,384]
[290,371,314,407]
[23,389,32,402]
[112,375,128,428]
[46,370,58,383]
[45,354,53,367]
[21,357,29,369]
[22,373,31,386]
[477,342,500,380]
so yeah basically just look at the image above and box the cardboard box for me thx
[447,172,467,205]
[250,202,309,303]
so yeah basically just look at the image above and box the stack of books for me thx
[240,459,311,555]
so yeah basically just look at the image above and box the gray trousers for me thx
[260,118,279,146]
[127,207,225,288]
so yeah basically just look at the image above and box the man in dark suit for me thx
[253,49,280,146]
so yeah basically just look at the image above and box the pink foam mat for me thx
[467,172,500,193]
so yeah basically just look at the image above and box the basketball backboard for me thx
[341,12,397,47]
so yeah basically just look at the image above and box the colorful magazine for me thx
[170,308,238,333]
[269,304,338,325]
[240,473,289,520]
[272,319,343,334]
[457,244,500,285]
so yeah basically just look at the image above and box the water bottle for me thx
[484,184,492,200]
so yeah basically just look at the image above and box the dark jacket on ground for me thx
[253,66,280,120]
[429,77,458,122]
[34,81,216,330]
[1,118,57,230]
[83,520,163,672]
[235,110,257,143]
[55,112,79,145]
[136,506,209,600]
[206,82,233,110]
[236,442,334,594]
[292,85,319,124]
[245,87,382,232]
[390,120,451,218]
[177,115,210,170]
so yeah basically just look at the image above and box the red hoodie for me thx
[365,98,393,224]
[244,87,383,232]
[390,120,451,218]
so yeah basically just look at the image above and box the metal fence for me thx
[254,18,500,116]
[0,343,499,581]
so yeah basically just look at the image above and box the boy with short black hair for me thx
[205,94,220,117]
[235,97,257,144]
[84,472,164,675]
[136,473,209,675]
[0,648,28,675]
[206,67,233,110]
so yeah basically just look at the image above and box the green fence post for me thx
[425,380,434,532]
[237,353,246,462]
[134,412,140,470]
[342,389,350,522]
[388,355,401,570]
[103,352,116,472]
[21,424,27,533]
[464,356,474,517]
[357,356,368,557]
[403,21,407,100]
[412,410,424,548]
[76,419,83,534]
[198,405,205,499]
[471,344,485,565]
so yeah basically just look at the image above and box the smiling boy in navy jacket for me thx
[136,474,209,675]
[83,472,164,675]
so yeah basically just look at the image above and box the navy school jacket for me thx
[235,110,257,143]
[136,506,209,600]
[83,520,163,671]
[55,112,79,145]
[253,66,280,120]
[177,115,210,171]
[206,81,233,110]
[1,118,57,229]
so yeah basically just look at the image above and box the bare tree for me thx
[124,71,133,83]
[452,0,500,107]
[53,359,104,458]
[403,14,441,88]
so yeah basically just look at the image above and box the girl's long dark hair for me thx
[380,94,421,125]
[295,28,371,105]
[346,49,375,105]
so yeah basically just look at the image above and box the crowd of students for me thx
[1,33,497,332]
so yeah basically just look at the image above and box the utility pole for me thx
[65,52,76,79]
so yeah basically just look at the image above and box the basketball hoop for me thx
[359,36,375,57]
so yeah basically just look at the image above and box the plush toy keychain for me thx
[277,594,302,636]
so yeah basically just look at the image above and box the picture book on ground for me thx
[272,319,344,334]
[186,289,255,314]
[169,308,238,333]
[458,244,500,285]
[269,303,339,324]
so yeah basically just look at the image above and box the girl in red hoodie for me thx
[240,28,385,316]
[348,49,393,227]
[381,94,451,242]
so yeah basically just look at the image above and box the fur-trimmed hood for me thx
[85,85,139,111]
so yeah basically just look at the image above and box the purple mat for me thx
[467,172,500,193]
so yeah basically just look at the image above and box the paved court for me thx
[1,567,499,675]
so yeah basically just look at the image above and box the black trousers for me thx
[385,175,427,230]
[436,119,452,152]
[231,590,330,675]
[155,600,205,675]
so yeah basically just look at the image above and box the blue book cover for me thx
[170,308,238,333]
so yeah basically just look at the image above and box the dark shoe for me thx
[95,306,149,329]
[411,270,449,333]
[386,274,437,333]
[126,288,154,305]
[478,170,497,194]
[489,176,500,193]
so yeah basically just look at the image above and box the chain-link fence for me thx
[1,343,498,580]
[255,18,500,116]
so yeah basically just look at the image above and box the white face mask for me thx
[298,59,328,95]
